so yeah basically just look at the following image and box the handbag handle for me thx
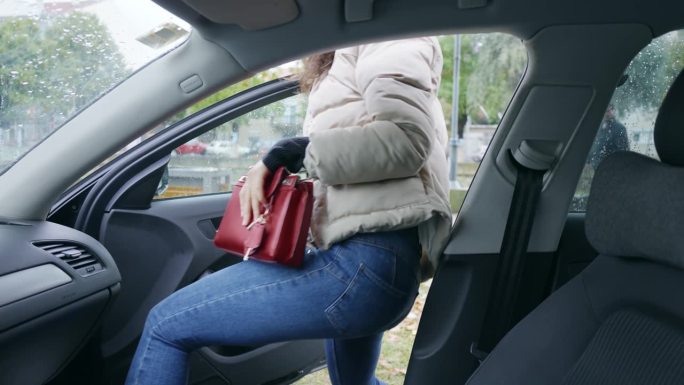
[242,167,293,261]
[264,167,289,199]
[241,167,289,230]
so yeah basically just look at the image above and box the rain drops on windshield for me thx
[0,0,190,174]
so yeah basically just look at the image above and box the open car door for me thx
[49,79,325,385]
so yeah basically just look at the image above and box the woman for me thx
[125,37,452,385]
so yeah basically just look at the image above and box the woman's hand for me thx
[239,161,271,226]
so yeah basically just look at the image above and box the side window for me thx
[155,93,307,199]
[153,33,527,210]
[438,34,527,212]
[570,30,684,211]
[144,33,526,385]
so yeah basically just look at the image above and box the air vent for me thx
[34,241,104,277]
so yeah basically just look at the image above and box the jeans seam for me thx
[345,239,416,284]
[324,266,349,286]
[325,249,351,285]
[325,265,364,334]
[345,238,398,254]
[131,339,148,385]
[150,260,336,338]
[336,241,401,287]
[361,264,407,298]
[328,339,343,385]
[390,253,397,286]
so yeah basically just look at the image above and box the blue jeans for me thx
[125,228,421,385]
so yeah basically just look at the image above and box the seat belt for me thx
[472,140,556,359]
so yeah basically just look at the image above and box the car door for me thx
[48,78,325,385]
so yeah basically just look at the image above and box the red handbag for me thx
[213,167,314,267]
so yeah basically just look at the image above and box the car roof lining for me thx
[181,0,300,31]
[153,0,684,74]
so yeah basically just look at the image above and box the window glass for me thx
[149,33,526,385]
[439,34,527,212]
[84,68,285,185]
[155,34,527,207]
[571,30,684,211]
[155,93,307,199]
[0,0,190,174]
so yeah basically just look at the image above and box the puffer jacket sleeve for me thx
[303,38,441,185]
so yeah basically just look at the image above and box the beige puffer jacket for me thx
[302,37,452,265]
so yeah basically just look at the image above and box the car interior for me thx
[1,0,684,384]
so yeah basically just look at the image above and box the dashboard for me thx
[0,220,121,384]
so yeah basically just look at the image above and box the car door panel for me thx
[99,189,325,384]
[98,194,231,356]
[53,79,325,384]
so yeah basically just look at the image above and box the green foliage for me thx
[176,71,285,141]
[438,34,527,134]
[465,34,527,124]
[438,35,475,135]
[181,72,281,117]
[0,13,127,130]
[173,35,527,143]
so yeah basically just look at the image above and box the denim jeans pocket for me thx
[325,263,416,337]
[336,238,400,286]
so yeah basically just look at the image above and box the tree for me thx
[438,34,527,134]
[438,35,475,136]
[175,67,312,145]
[181,72,281,117]
[465,34,527,124]
[176,70,286,142]
[0,13,127,136]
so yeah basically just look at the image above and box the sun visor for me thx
[182,0,299,30]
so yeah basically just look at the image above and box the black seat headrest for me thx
[586,152,684,270]
[654,68,684,167]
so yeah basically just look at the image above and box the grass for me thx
[294,280,433,385]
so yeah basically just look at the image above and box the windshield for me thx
[0,0,190,173]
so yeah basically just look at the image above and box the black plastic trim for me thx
[551,212,598,289]
[0,221,120,333]
[406,251,556,385]
[73,78,300,237]
[50,79,297,218]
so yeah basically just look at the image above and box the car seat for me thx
[465,68,684,385]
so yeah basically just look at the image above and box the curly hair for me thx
[298,52,335,93]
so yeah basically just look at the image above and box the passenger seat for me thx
[465,69,684,385]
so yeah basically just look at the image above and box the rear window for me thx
[570,30,684,211]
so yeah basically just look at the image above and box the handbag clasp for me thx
[246,209,270,230]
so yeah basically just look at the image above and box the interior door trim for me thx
[70,78,300,238]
